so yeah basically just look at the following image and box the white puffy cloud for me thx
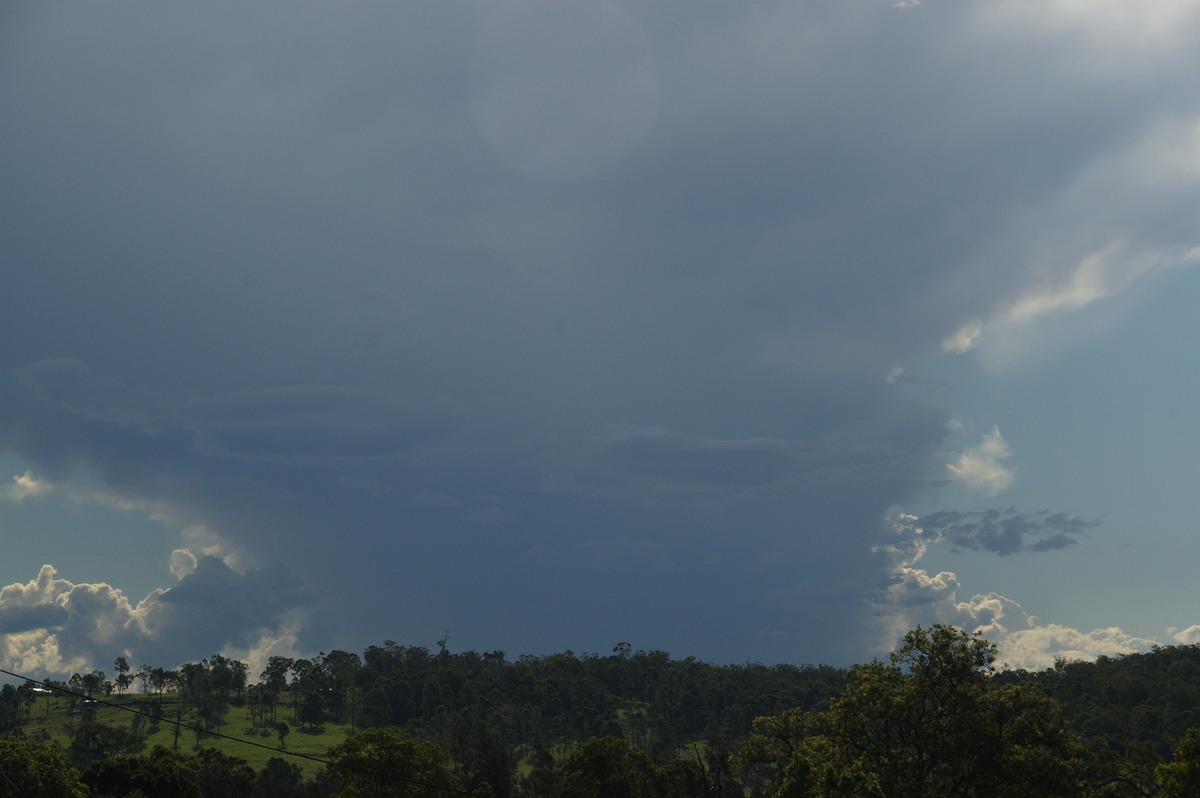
[986,618,1155,670]
[874,509,1154,670]
[0,565,145,675]
[226,617,308,682]
[1171,625,1200,645]
[0,564,62,611]
[946,428,1015,495]
[5,471,53,500]
[169,549,198,579]
[0,559,307,678]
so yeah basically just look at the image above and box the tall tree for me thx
[82,745,201,798]
[68,718,146,769]
[113,656,132,695]
[757,625,1083,798]
[557,736,656,798]
[1158,728,1200,797]
[0,736,88,797]
[326,726,458,798]
[260,656,293,720]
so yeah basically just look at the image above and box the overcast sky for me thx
[4,0,1200,677]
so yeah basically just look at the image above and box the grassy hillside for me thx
[21,691,356,776]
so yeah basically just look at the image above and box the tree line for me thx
[6,626,1200,795]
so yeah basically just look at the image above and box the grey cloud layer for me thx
[2,0,1199,667]
[181,386,448,462]
[919,508,1100,556]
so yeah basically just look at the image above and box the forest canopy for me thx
[3,626,1200,796]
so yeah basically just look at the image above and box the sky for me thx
[3,0,1200,678]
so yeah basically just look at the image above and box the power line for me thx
[0,667,471,796]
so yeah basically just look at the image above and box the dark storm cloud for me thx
[2,0,1199,670]
[556,426,803,497]
[0,604,69,636]
[180,386,448,462]
[13,358,165,433]
[145,556,309,658]
[920,508,1100,556]
[545,419,942,502]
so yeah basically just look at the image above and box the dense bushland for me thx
[5,628,1200,795]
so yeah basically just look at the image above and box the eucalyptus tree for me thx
[743,626,1084,798]
[0,736,88,797]
[325,726,457,798]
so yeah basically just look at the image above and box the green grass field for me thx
[21,691,358,776]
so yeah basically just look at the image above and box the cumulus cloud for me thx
[4,472,52,501]
[946,428,1015,495]
[0,559,307,678]
[169,549,198,579]
[1172,625,1200,645]
[0,565,149,675]
[875,509,1152,670]
[986,618,1156,671]
[919,507,1098,556]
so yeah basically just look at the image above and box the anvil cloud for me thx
[3,0,1200,675]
